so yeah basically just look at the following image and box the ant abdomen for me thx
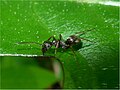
[72,41,83,50]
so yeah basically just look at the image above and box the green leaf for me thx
[0,56,57,89]
[1,0,119,89]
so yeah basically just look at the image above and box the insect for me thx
[16,28,95,55]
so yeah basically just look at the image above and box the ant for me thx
[16,28,95,56]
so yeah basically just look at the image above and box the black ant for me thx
[16,28,95,56]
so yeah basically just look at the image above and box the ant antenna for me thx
[15,42,42,46]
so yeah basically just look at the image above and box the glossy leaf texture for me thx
[1,0,119,89]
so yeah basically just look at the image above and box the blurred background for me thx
[0,56,64,89]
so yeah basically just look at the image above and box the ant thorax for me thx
[52,40,69,49]
[52,40,58,46]
[60,41,69,49]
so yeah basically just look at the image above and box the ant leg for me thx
[69,47,81,65]
[47,36,56,41]
[41,47,45,56]
[59,34,62,40]
[47,36,54,40]
[80,38,95,43]
[70,46,76,56]
[54,41,59,55]
[82,44,93,48]
[42,51,44,56]
[55,48,57,55]
[53,36,56,41]
[75,28,95,36]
